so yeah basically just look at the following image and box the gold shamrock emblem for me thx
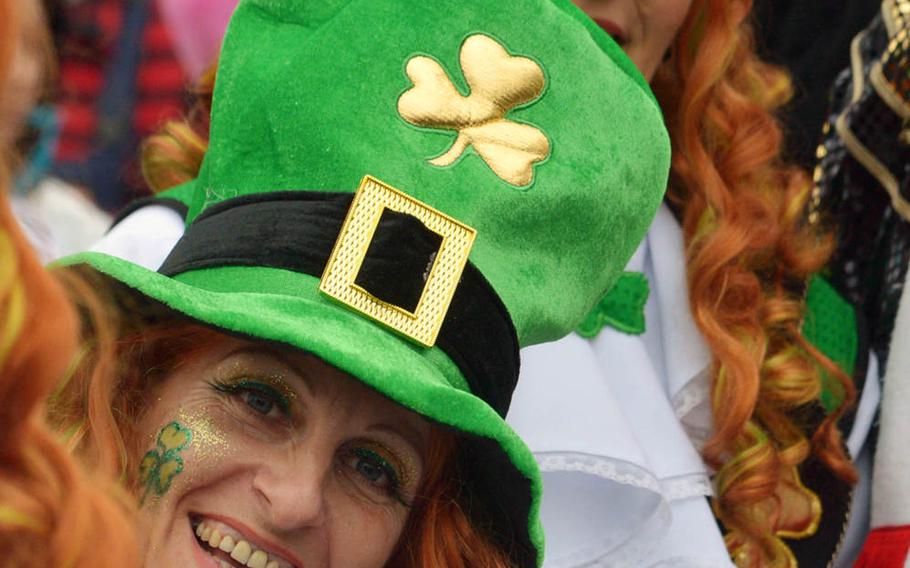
[398,34,550,186]
[138,421,192,503]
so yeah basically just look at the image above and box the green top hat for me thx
[63,0,670,565]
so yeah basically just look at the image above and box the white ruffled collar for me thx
[643,206,714,446]
[508,204,731,567]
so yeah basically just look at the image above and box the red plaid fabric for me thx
[54,0,186,164]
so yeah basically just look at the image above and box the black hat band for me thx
[158,191,520,418]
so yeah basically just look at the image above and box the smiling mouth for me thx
[191,516,296,568]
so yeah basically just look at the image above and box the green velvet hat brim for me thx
[58,249,544,565]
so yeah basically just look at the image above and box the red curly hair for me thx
[651,0,857,565]
[0,1,139,565]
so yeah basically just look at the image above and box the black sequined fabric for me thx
[819,10,910,368]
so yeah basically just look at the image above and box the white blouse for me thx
[89,203,186,270]
[507,205,880,567]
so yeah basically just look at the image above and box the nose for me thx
[252,446,330,530]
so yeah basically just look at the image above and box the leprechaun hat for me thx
[62,0,670,565]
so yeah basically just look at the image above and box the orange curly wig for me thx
[651,0,857,565]
[0,1,139,565]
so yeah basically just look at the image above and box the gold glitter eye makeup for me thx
[340,441,418,507]
[207,374,300,432]
[212,379,290,415]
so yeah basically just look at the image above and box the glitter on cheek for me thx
[136,408,233,507]
[177,408,231,464]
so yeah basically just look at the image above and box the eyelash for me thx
[209,379,292,420]
[344,446,409,506]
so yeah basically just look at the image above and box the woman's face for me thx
[572,0,694,81]
[0,0,48,145]
[134,334,431,568]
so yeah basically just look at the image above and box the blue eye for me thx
[240,390,276,415]
[211,379,291,418]
[355,454,387,483]
[349,448,400,493]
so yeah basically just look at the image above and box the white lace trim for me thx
[660,473,714,500]
[672,371,709,419]
[535,451,661,493]
[650,556,735,568]
[672,369,709,420]
[672,369,715,451]
[535,451,714,502]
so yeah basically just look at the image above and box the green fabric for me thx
[576,271,649,337]
[803,275,858,413]
[190,0,671,346]
[155,180,196,211]
[549,0,654,104]
[60,2,674,565]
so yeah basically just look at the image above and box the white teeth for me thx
[247,550,268,568]
[195,519,290,568]
[230,540,252,564]
[219,534,236,553]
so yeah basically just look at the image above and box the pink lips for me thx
[201,513,305,568]
[594,18,628,44]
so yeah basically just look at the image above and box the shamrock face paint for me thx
[131,332,430,568]
[139,421,193,503]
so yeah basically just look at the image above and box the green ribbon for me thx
[802,275,858,413]
[576,271,650,338]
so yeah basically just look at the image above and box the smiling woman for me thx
[147,334,438,567]
[33,0,674,567]
[46,294,487,567]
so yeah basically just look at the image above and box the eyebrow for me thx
[368,421,429,463]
